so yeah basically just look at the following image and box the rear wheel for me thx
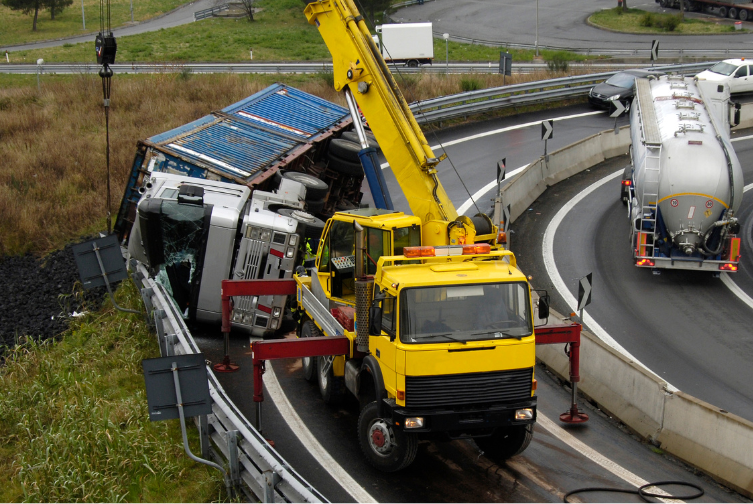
[300,320,320,382]
[659,0,668,7]
[328,138,362,162]
[318,353,345,404]
[475,424,534,461]
[406,60,419,68]
[358,401,418,472]
[729,7,738,18]
[282,171,329,200]
[740,9,748,21]
[719,6,728,18]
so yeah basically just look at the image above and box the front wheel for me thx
[475,424,533,461]
[358,401,418,472]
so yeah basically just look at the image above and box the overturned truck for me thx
[115,84,379,336]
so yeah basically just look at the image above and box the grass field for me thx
[0,281,226,502]
[589,6,741,34]
[6,0,589,64]
[0,0,186,47]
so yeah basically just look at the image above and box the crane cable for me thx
[354,0,482,217]
[96,0,116,234]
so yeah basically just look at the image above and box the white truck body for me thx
[127,172,306,335]
[627,75,743,272]
[374,23,433,66]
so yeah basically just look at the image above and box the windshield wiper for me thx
[413,333,467,344]
[470,330,526,340]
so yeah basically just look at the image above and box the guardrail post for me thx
[263,470,281,503]
[226,429,241,490]
[199,414,211,459]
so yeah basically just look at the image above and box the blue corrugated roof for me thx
[144,84,349,182]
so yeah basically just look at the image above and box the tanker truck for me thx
[623,74,743,272]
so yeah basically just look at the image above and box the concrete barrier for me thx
[511,128,753,498]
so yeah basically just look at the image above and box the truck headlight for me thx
[286,247,295,258]
[404,417,424,429]
[271,319,279,329]
[260,229,272,242]
[273,307,282,317]
[515,408,534,421]
[289,235,298,246]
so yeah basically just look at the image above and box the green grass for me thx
[7,0,593,64]
[0,280,227,502]
[589,7,741,34]
[0,0,186,47]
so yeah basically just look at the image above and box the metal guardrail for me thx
[130,261,327,503]
[408,62,714,123]
[194,3,229,21]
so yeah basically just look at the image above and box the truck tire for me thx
[740,9,748,21]
[318,354,345,404]
[729,7,738,18]
[276,208,326,240]
[341,131,380,151]
[718,6,728,18]
[282,171,329,200]
[475,424,533,461]
[327,154,364,177]
[659,0,668,7]
[305,197,326,215]
[407,60,419,68]
[300,320,321,382]
[328,138,362,162]
[358,401,418,472]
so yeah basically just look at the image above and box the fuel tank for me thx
[629,75,743,254]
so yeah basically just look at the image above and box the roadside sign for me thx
[541,120,554,141]
[577,273,592,311]
[497,158,506,184]
[650,40,659,61]
[609,99,626,118]
[499,52,512,76]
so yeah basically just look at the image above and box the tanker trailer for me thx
[624,74,743,273]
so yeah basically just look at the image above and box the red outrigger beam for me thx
[535,323,589,424]
[216,279,298,373]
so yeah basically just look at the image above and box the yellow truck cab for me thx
[294,214,538,471]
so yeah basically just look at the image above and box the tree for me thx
[239,0,254,21]
[2,0,43,31]
[622,0,628,12]
[46,0,73,20]
[359,0,392,26]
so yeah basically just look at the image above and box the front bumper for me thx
[384,397,537,434]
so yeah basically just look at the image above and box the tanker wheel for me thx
[740,9,748,21]
[358,401,418,472]
[318,353,345,404]
[300,320,321,382]
[475,424,533,462]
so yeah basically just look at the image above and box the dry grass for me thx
[0,70,583,257]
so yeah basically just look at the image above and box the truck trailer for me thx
[373,23,434,67]
[657,0,753,22]
[624,74,743,272]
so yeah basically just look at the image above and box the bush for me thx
[546,51,569,72]
[660,14,682,31]
[639,12,655,27]
[460,77,481,92]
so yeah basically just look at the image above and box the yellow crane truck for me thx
[278,0,550,472]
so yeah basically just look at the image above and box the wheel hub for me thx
[368,420,393,455]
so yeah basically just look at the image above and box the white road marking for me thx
[456,164,527,214]
[265,366,377,503]
[541,169,679,392]
[719,182,753,309]
[537,415,681,502]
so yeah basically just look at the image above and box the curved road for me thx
[394,0,753,51]
[194,104,751,501]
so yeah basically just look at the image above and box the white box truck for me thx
[374,22,434,67]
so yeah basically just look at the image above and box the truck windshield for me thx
[709,62,737,76]
[399,282,532,344]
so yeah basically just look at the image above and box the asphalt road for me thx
[394,0,753,51]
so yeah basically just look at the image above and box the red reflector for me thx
[719,263,737,271]
[636,259,655,267]
[404,246,435,258]
[621,180,631,186]
[269,248,284,258]
[257,304,272,314]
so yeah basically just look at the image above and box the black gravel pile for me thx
[0,243,107,349]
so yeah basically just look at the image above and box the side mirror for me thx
[537,295,550,320]
[369,305,382,336]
